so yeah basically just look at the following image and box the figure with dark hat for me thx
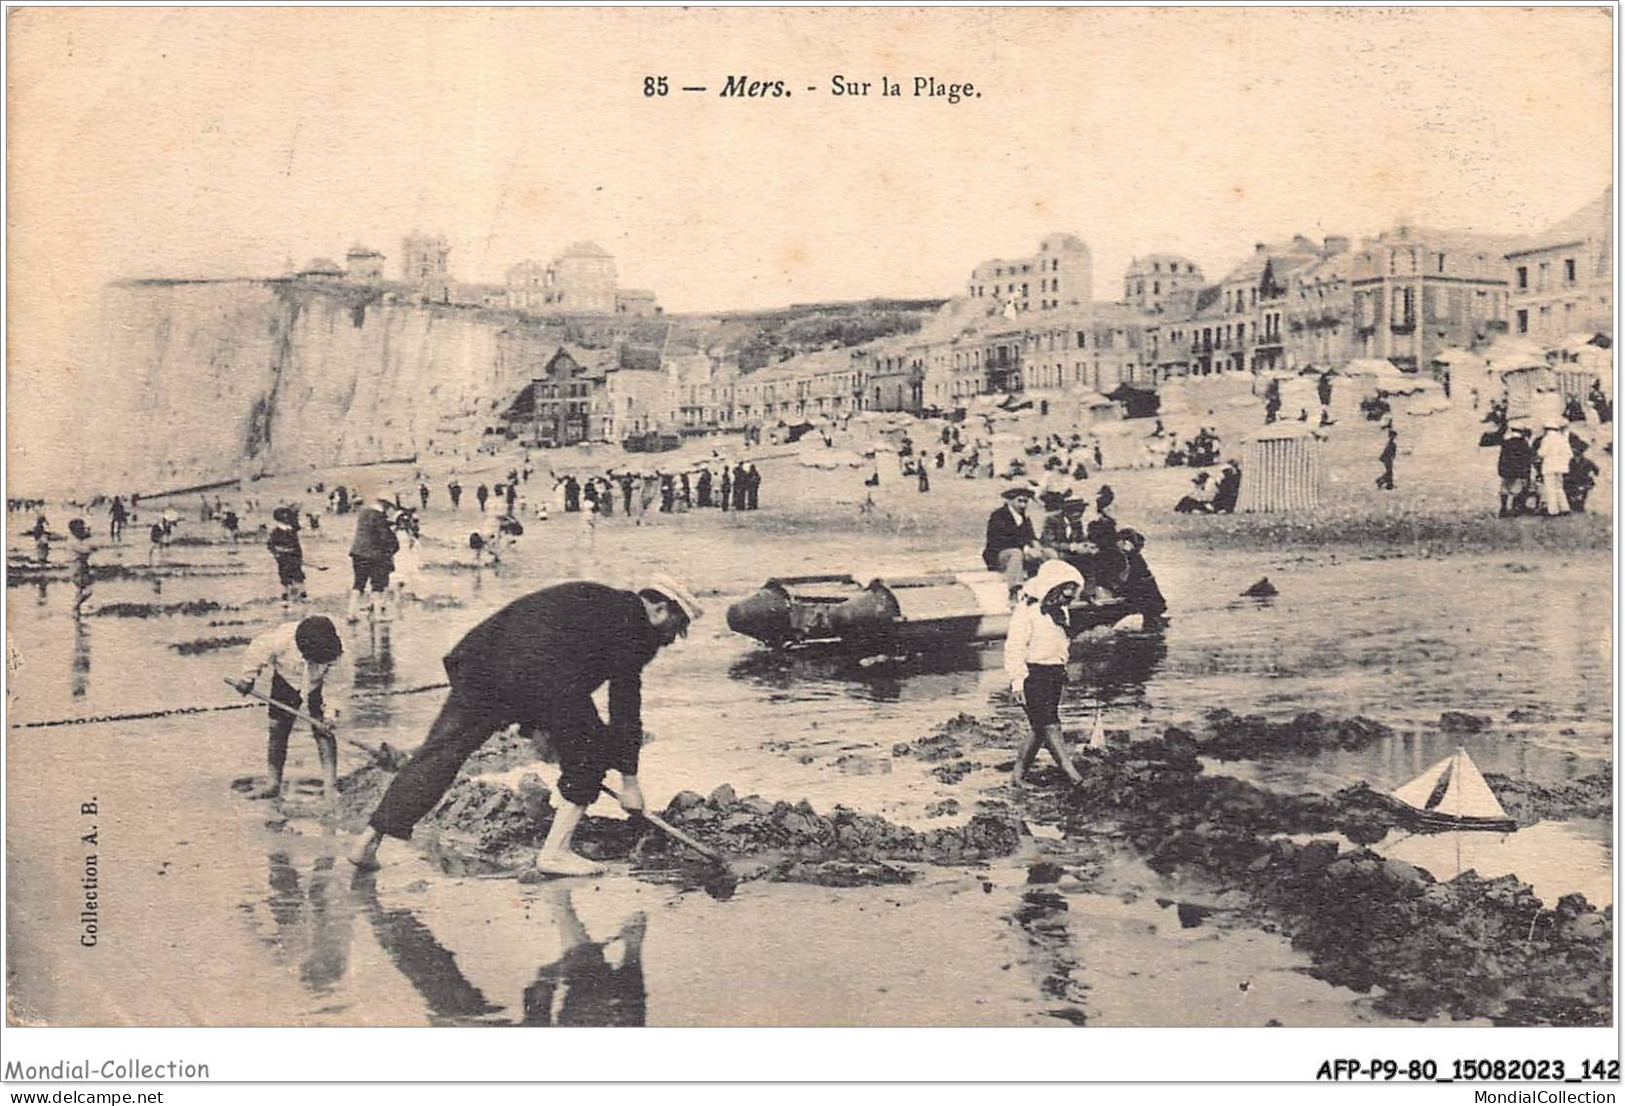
[1495,425,1534,517]
[1174,471,1217,513]
[1040,493,1094,578]
[1212,460,1242,514]
[1083,485,1123,592]
[108,496,128,542]
[983,485,1043,597]
[348,576,703,877]
[232,615,351,801]
[348,495,400,622]
[1564,434,1600,514]
[1107,529,1168,621]
[268,506,307,607]
[1376,422,1398,491]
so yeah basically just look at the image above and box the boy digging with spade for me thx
[232,615,352,801]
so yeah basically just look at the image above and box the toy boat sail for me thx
[1386,747,1517,833]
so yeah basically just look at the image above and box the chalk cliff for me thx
[93,280,586,488]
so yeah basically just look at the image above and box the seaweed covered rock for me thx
[1484,769,1612,825]
[1003,721,1612,1025]
[1198,709,1395,759]
[657,788,1020,867]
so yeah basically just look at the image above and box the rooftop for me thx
[1506,187,1613,257]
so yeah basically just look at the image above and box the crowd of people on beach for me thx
[545,457,764,522]
[12,358,1615,892]
[1480,400,1603,518]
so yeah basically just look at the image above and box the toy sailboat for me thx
[1386,747,1517,833]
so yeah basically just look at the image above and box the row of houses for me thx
[710,191,1612,423]
[495,190,1612,443]
[296,234,661,316]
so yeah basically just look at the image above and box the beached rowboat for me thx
[726,571,1133,652]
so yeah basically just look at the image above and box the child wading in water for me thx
[268,507,307,607]
[1005,560,1087,787]
[67,518,95,616]
[232,616,351,801]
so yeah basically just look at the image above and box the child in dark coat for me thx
[268,507,307,606]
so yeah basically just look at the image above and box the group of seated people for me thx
[1173,458,1242,514]
[981,483,1167,623]
[1163,426,1222,468]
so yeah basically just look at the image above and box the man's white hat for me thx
[645,574,704,624]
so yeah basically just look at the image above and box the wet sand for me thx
[6,400,1614,1027]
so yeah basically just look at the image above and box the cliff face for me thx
[76,280,940,492]
[94,280,572,488]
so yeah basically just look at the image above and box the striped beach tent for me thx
[1237,424,1322,512]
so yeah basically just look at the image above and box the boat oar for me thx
[599,785,725,864]
[223,677,404,769]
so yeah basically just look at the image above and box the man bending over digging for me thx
[349,576,702,877]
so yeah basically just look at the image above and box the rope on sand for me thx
[11,681,453,730]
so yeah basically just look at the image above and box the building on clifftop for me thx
[505,241,652,315]
[344,245,386,283]
[295,257,344,283]
[401,232,451,303]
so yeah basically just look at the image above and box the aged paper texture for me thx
[3,5,1615,1051]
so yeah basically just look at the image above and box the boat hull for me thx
[726,571,1136,652]
[1378,794,1518,834]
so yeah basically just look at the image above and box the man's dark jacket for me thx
[445,582,660,775]
[982,506,1036,570]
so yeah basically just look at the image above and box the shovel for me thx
[223,677,406,770]
[599,786,745,900]
[600,785,725,863]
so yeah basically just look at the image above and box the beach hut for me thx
[1429,346,1480,395]
[1499,365,1559,421]
[1107,382,1160,420]
[1551,334,1611,404]
[1237,423,1323,512]
[1069,389,1122,425]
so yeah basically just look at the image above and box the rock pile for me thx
[649,784,1021,870]
[1193,710,1394,758]
[996,724,1613,1025]
[330,760,1022,887]
[1484,769,1612,824]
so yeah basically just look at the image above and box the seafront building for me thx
[297,207,1617,449]
[1504,188,1613,346]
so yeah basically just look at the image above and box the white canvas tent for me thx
[1430,347,1481,367]
[1389,747,1515,831]
[1483,337,1548,373]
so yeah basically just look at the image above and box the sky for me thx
[6,5,1615,458]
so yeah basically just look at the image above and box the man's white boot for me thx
[534,802,603,877]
